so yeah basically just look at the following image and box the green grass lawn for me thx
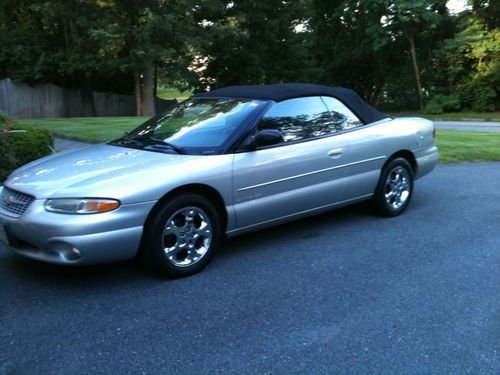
[17,117,148,143]
[390,111,500,122]
[156,87,192,101]
[435,130,500,163]
[17,117,500,164]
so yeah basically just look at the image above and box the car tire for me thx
[372,158,414,217]
[140,194,221,278]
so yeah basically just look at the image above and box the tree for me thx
[378,0,446,111]
[0,0,199,116]
[309,0,398,105]
[33,0,112,116]
[92,0,198,116]
[1,0,496,115]
[433,2,500,111]
[0,0,117,116]
[193,0,314,90]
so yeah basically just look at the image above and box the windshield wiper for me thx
[119,133,144,148]
[148,136,185,154]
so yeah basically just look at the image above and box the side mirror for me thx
[248,129,284,149]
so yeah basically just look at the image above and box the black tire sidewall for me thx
[373,158,414,217]
[142,194,221,278]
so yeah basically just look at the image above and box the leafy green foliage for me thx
[430,6,499,112]
[0,0,498,113]
[425,94,461,114]
[0,113,53,181]
[308,0,392,102]
[457,82,497,112]
[193,0,314,89]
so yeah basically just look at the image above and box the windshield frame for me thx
[110,97,270,155]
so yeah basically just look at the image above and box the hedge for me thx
[0,113,53,181]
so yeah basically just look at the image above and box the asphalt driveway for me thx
[1,162,499,374]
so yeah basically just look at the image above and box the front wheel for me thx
[372,158,414,217]
[141,194,221,278]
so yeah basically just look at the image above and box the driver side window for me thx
[258,97,337,143]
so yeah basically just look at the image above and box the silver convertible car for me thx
[0,84,438,277]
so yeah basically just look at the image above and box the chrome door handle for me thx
[328,148,344,158]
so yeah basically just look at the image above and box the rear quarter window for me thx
[321,96,363,130]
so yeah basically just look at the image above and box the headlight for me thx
[45,198,120,214]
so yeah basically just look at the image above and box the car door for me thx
[231,96,350,231]
[321,96,389,201]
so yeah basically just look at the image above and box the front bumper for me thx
[0,188,156,265]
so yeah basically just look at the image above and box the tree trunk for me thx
[141,58,156,116]
[472,0,481,13]
[62,19,77,91]
[79,75,96,117]
[154,64,158,98]
[67,16,96,116]
[407,34,424,111]
[134,70,142,116]
[134,60,156,116]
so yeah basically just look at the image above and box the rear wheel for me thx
[141,194,221,278]
[372,158,414,217]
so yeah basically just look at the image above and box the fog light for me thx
[49,241,82,261]
[68,248,81,260]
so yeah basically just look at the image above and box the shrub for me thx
[425,94,462,115]
[457,82,497,112]
[0,113,53,181]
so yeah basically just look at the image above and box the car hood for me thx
[5,144,204,201]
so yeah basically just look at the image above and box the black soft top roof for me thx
[193,83,389,124]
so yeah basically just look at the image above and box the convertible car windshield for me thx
[113,98,266,154]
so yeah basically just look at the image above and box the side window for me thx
[258,97,337,142]
[321,96,363,130]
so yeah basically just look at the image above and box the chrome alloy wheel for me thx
[384,166,411,210]
[162,206,212,267]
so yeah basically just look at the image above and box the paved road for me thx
[433,121,500,133]
[1,163,499,374]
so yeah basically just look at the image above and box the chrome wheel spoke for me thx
[194,221,211,237]
[390,174,400,187]
[165,243,184,257]
[385,190,396,201]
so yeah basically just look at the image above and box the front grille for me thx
[0,187,35,217]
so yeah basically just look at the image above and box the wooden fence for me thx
[0,78,136,118]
